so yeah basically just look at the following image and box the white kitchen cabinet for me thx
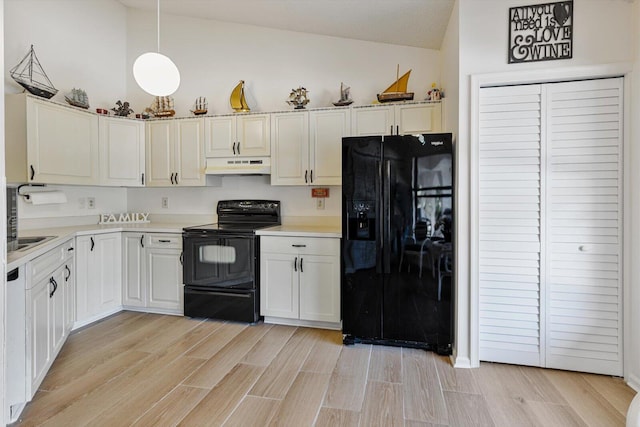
[271,109,349,186]
[122,232,183,314]
[99,116,145,186]
[146,118,205,186]
[260,236,341,327]
[205,114,270,157]
[122,233,145,308]
[25,238,74,399]
[146,234,183,312]
[75,233,122,326]
[5,94,100,185]
[351,102,441,136]
[62,245,75,334]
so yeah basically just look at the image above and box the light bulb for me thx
[133,52,180,96]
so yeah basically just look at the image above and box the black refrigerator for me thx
[342,133,454,354]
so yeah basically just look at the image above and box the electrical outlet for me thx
[316,198,325,210]
[78,197,86,209]
[87,197,95,209]
[162,197,169,209]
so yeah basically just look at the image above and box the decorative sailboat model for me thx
[377,65,414,103]
[150,96,175,117]
[192,96,208,115]
[333,82,353,106]
[230,80,250,112]
[10,45,58,99]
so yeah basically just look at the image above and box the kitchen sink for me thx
[16,236,56,251]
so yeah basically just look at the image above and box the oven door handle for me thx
[185,289,251,298]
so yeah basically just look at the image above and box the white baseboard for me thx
[263,316,342,330]
[627,373,640,392]
[453,356,472,369]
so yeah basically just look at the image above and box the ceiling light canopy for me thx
[133,0,180,96]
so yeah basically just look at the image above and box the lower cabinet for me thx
[75,233,122,326]
[122,232,183,314]
[25,238,74,399]
[260,236,340,328]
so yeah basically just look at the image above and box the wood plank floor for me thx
[15,311,637,426]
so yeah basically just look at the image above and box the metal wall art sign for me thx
[508,1,573,64]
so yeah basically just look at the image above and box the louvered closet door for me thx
[478,85,544,367]
[545,78,623,376]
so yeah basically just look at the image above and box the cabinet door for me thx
[260,252,298,319]
[122,233,146,308]
[63,256,75,333]
[26,277,50,396]
[145,121,173,186]
[99,117,145,186]
[174,119,205,186]
[270,112,309,185]
[396,103,442,134]
[299,254,341,323]
[94,233,122,313]
[238,114,271,156]
[351,106,394,136]
[75,235,95,323]
[147,247,183,311]
[50,266,66,355]
[205,116,235,157]
[310,109,350,186]
[27,98,99,185]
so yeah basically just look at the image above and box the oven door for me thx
[182,232,255,289]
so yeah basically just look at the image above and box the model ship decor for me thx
[64,88,89,109]
[230,80,250,112]
[287,86,310,109]
[377,65,414,103]
[149,96,175,117]
[333,82,353,106]
[192,97,208,115]
[10,45,58,99]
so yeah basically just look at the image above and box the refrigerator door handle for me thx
[383,160,391,274]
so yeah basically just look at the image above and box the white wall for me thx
[456,0,637,373]
[125,9,441,116]
[4,0,128,109]
[127,176,340,222]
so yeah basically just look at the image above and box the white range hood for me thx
[205,157,271,175]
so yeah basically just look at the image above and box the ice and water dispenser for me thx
[346,200,376,241]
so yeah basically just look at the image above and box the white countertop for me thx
[257,224,341,238]
[7,222,195,271]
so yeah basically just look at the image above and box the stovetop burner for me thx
[183,200,281,234]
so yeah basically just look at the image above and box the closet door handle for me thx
[64,265,71,282]
[300,257,303,273]
[237,143,240,155]
[233,142,236,155]
[90,237,95,251]
[30,165,35,180]
[305,170,308,184]
[49,277,58,298]
[140,235,144,248]
[175,173,178,185]
[294,256,298,272]
[292,244,306,248]
[390,125,393,135]
[141,173,145,186]
[396,125,399,135]
[310,170,313,183]
[180,251,183,265]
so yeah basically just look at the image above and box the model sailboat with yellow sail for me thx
[377,65,414,103]
[230,80,250,112]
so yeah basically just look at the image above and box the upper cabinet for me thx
[352,102,442,136]
[5,94,146,187]
[205,114,270,157]
[146,118,205,187]
[99,117,145,187]
[270,109,350,186]
[6,94,100,185]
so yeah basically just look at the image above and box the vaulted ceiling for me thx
[118,0,455,49]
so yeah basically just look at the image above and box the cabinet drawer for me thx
[146,233,182,249]
[27,239,73,287]
[260,236,339,255]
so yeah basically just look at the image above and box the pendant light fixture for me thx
[133,0,180,96]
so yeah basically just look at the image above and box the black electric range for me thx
[182,200,280,323]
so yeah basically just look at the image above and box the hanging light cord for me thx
[156,0,160,53]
